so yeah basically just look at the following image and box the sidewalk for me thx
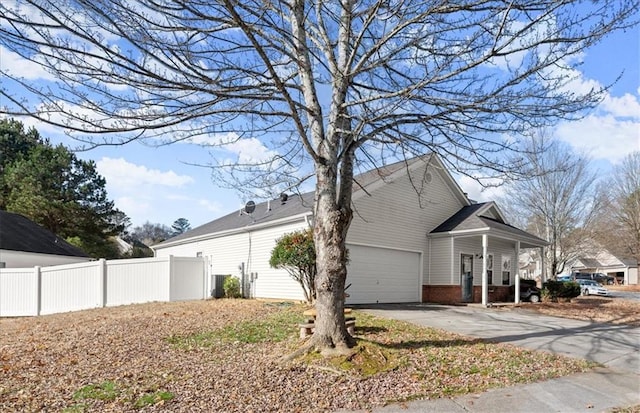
[346,304,640,413]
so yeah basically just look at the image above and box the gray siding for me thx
[429,238,453,284]
[347,161,465,285]
[452,237,517,286]
[155,219,310,300]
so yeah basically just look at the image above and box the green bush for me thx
[223,276,242,298]
[270,229,316,303]
[542,280,580,302]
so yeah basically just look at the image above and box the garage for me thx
[345,244,421,304]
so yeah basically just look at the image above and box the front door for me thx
[460,254,474,302]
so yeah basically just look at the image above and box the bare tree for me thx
[0,0,637,354]
[594,152,640,262]
[500,134,600,277]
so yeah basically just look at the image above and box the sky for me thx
[1,8,639,231]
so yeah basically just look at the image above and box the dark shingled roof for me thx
[430,203,490,233]
[159,192,316,245]
[430,203,547,246]
[0,210,89,257]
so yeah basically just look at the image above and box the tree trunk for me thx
[311,161,356,354]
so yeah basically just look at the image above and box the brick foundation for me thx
[422,285,512,304]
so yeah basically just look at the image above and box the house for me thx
[571,250,638,285]
[153,154,547,305]
[0,210,91,268]
[519,250,543,280]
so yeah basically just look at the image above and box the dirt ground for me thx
[0,299,594,413]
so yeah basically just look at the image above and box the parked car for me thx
[510,283,541,303]
[572,272,615,285]
[557,275,572,282]
[576,279,609,296]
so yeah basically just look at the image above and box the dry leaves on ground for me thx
[0,299,592,413]
[521,297,640,326]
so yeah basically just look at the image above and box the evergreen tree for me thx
[0,119,126,258]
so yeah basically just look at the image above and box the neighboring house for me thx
[0,210,91,268]
[153,154,547,305]
[113,236,133,256]
[571,250,638,285]
[519,251,543,281]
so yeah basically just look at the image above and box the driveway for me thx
[610,290,640,302]
[350,303,640,413]
[357,303,639,373]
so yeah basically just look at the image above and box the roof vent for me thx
[280,193,288,204]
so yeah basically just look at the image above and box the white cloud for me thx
[601,93,640,118]
[96,157,194,190]
[0,46,57,81]
[544,56,640,164]
[555,115,640,163]
[457,175,506,203]
[186,132,239,146]
[225,137,277,163]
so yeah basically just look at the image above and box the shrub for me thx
[270,229,317,303]
[542,280,580,302]
[223,276,242,298]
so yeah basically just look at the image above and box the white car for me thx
[577,279,609,296]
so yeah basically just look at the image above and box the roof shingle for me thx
[0,210,89,257]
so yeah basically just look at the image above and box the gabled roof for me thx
[430,202,548,248]
[155,153,470,249]
[0,210,89,257]
[576,258,602,268]
[352,154,470,206]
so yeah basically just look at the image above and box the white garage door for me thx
[345,244,421,304]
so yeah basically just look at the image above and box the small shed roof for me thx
[0,210,89,257]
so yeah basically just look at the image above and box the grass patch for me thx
[72,380,119,401]
[167,303,302,349]
[67,380,174,411]
[134,390,174,409]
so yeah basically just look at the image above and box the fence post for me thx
[169,255,174,301]
[34,266,41,316]
[99,259,107,307]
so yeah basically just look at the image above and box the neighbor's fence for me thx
[0,256,206,317]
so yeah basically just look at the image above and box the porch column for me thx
[540,246,546,285]
[481,234,488,306]
[515,241,521,303]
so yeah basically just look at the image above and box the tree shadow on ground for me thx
[355,326,388,334]
[358,336,484,351]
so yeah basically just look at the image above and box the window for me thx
[501,255,511,285]
[196,252,203,257]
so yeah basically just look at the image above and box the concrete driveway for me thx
[348,303,640,413]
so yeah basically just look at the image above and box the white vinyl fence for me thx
[0,256,206,317]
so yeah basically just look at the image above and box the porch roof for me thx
[429,203,548,248]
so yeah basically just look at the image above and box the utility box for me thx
[211,274,228,298]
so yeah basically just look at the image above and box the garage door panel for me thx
[346,244,420,304]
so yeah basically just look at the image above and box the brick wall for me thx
[422,285,461,304]
[423,285,511,304]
